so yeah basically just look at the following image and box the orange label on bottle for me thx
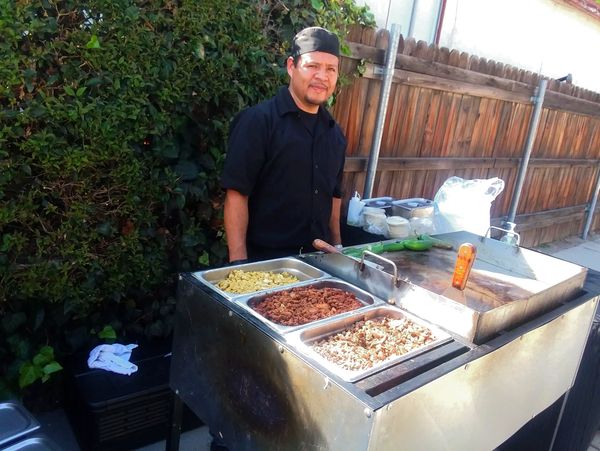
[452,243,477,291]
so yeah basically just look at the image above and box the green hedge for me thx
[0,0,373,399]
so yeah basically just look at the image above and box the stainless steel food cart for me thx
[168,232,599,451]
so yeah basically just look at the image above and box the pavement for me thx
[532,232,600,272]
[20,232,600,450]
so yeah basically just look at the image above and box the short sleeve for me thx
[221,108,269,196]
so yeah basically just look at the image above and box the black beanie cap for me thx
[291,27,340,59]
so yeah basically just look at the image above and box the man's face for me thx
[286,52,339,113]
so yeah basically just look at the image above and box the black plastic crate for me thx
[65,341,201,450]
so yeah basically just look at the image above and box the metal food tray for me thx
[192,257,329,301]
[0,402,40,447]
[237,278,384,335]
[2,435,61,451]
[287,306,452,382]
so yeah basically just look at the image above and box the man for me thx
[221,26,346,263]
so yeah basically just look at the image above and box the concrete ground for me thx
[533,232,600,272]
[21,232,600,450]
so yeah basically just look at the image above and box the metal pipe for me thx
[582,165,600,239]
[363,24,401,199]
[407,0,420,38]
[506,79,548,224]
[434,0,447,45]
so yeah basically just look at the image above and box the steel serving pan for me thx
[2,435,61,451]
[192,257,329,301]
[0,402,40,447]
[236,278,385,335]
[287,306,452,382]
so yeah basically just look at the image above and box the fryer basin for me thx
[192,257,328,301]
[286,306,451,382]
[237,278,385,335]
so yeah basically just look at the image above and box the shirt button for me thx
[314,189,319,194]
[315,164,319,169]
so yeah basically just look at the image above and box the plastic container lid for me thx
[362,207,386,216]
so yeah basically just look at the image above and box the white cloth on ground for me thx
[87,343,138,375]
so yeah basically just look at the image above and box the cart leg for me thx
[549,389,570,451]
[166,390,183,451]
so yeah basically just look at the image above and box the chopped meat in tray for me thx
[251,286,363,326]
[310,316,437,371]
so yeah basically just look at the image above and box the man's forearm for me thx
[329,197,342,245]
[224,189,249,261]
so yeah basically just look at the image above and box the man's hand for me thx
[224,189,249,262]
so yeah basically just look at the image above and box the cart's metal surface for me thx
[168,233,598,451]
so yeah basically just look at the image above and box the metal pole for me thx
[506,78,548,224]
[407,0,420,38]
[582,165,600,240]
[363,24,401,199]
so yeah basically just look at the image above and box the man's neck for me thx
[287,87,319,114]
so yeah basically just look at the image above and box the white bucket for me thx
[386,216,410,239]
[362,208,387,235]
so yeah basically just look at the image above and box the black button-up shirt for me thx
[221,87,346,253]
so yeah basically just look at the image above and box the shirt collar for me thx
[275,86,336,128]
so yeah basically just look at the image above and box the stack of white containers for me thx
[347,196,435,239]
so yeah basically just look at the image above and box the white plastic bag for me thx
[433,176,505,236]
[347,191,365,226]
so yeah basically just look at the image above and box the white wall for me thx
[357,0,600,94]
[356,0,442,42]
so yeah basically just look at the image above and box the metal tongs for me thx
[311,239,389,275]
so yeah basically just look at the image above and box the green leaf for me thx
[42,361,63,375]
[33,352,51,367]
[85,34,101,49]
[193,42,205,60]
[64,86,75,96]
[47,74,60,85]
[125,6,139,20]
[85,77,102,87]
[38,345,55,361]
[19,363,42,388]
[311,0,324,10]
[98,325,117,340]
[174,161,199,181]
[30,106,46,118]
[96,222,114,237]
[198,251,209,266]
[76,87,87,97]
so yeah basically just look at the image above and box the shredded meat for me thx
[311,316,436,371]
[252,287,363,326]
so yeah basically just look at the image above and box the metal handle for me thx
[360,250,400,284]
[484,226,521,246]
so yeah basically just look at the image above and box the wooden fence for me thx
[333,26,600,247]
